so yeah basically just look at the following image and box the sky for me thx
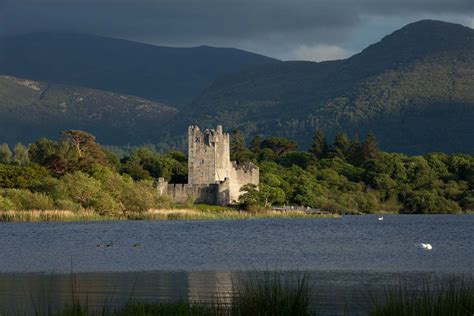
[1,0,473,61]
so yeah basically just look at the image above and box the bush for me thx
[0,195,15,210]
[54,199,83,212]
[0,189,54,210]
[0,163,49,189]
[54,171,121,215]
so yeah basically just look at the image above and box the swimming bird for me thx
[96,243,113,248]
[420,243,433,250]
[378,216,384,221]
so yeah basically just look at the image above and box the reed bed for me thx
[26,272,313,316]
[0,210,108,222]
[0,208,339,222]
[231,272,312,316]
[370,276,474,316]
[2,273,474,315]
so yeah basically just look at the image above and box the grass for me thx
[0,210,108,222]
[0,206,340,222]
[19,272,313,316]
[231,272,312,316]
[369,276,474,316]
[2,273,474,315]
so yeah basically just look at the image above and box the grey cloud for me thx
[1,0,473,59]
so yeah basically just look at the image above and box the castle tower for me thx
[188,125,231,185]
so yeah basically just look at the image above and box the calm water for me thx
[0,215,473,314]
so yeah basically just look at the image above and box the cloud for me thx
[293,44,352,62]
[1,0,473,60]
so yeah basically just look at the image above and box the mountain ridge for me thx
[1,20,474,154]
[0,32,279,106]
[189,19,474,154]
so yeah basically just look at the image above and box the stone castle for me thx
[157,125,259,205]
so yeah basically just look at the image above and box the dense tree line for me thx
[0,129,473,215]
[236,129,473,214]
[0,130,177,214]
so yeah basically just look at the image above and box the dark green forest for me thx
[0,129,473,215]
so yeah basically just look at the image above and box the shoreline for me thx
[1,209,471,222]
[0,208,341,222]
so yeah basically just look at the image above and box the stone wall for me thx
[229,162,259,203]
[157,178,220,204]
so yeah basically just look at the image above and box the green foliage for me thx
[329,132,350,160]
[261,137,298,156]
[0,143,12,163]
[12,143,30,165]
[309,129,327,159]
[239,184,262,210]
[0,163,50,189]
[232,272,312,316]
[1,128,473,216]
[119,147,187,183]
[370,277,474,316]
[0,189,54,210]
[230,129,254,163]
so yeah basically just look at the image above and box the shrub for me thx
[55,171,121,215]
[0,189,54,210]
[0,195,15,210]
[54,199,83,212]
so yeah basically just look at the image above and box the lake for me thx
[0,215,473,314]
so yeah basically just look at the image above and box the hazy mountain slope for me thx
[0,75,178,145]
[0,33,278,106]
[190,20,474,154]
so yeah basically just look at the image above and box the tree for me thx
[309,129,327,159]
[239,184,262,210]
[29,138,57,165]
[347,135,364,166]
[250,135,263,153]
[361,132,380,161]
[12,143,30,166]
[230,129,253,163]
[260,137,298,156]
[0,143,12,164]
[62,130,108,170]
[62,130,96,158]
[329,132,349,160]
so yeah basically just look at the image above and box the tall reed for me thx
[369,276,474,316]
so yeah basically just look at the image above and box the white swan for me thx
[420,243,433,250]
[378,216,384,221]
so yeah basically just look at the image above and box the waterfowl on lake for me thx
[96,244,113,248]
[420,243,433,250]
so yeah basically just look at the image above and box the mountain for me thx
[0,75,179,145]
[1,20,473,154]
[0,33,278,106]
[190,20,474,154]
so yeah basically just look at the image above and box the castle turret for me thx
[188,125,231,185]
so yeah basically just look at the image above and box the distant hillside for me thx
[190,20,474,154]
[0,75,178,145]
[0,33,278,106]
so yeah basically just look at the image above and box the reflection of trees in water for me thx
[187,271,234,305]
